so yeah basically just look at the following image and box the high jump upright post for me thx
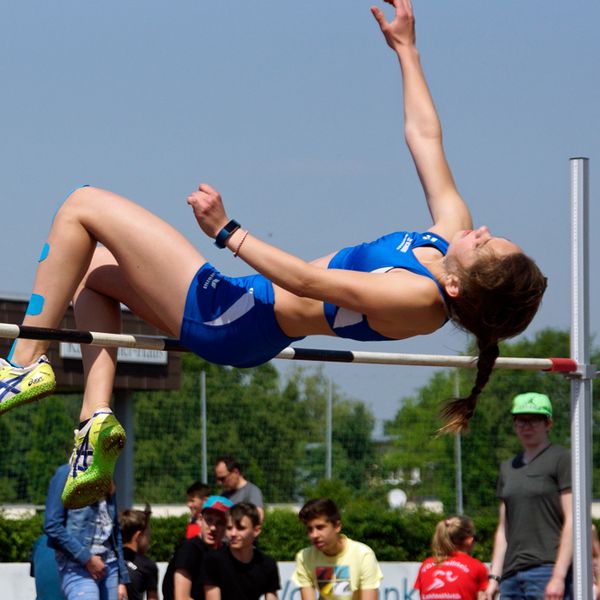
[570,157,593,600]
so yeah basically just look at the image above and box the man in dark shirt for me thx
[163,495,233,600]
[203,502,279,600]
[120,508,159,600]
[485,393,572,599]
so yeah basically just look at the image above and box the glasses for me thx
[514,416,547,428]
[216,473,229,482]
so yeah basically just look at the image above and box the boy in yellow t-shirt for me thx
[292,498,382,600]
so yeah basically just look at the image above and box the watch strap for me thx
[214,219,241,248]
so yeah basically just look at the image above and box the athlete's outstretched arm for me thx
[371,0,472,239]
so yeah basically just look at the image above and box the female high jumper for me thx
[0,0,547,508]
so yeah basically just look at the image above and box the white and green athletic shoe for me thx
[0,355,56,415]
[61,410,126,509]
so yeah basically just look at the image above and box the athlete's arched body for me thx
[0,0,546,508]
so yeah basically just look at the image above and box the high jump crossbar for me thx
[0,322,578,373]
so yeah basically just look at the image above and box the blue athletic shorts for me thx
[180,263,303,368]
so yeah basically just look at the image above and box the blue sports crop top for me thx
[323,231,449,341]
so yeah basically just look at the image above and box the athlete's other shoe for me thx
[61,410,126,509]
[0,355,56,415]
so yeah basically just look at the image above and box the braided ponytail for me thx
[439,340,499,433]
[441,251,546,433]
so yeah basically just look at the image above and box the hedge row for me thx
[0,507,503,563]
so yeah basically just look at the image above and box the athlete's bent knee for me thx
[56,185,99,220]
[66,185,97,206]
[51,185,93,221]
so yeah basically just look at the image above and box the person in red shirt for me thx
[414,515,488,600]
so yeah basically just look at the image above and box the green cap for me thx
[511,392,552,418]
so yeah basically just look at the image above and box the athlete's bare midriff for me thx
[272,287,331,337]
[273,264,447,340]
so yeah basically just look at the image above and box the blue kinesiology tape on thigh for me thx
[38,243,50,262]
[25,293,45,316]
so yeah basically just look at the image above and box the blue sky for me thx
[2,1,598,431]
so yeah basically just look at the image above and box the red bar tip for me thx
[547,358,578,373]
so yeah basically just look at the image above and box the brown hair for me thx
[230,502,261,528]
[298,498,341,525]
[120,508,151,544]
[432,515,476,564]
[441,252,547,433]
[186,481,211,499]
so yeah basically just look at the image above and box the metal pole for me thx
[201,371,208,483]
[570,157,593,600]
[326,377,333,479]
[454,371,463,515]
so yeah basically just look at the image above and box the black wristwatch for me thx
[488,574,501,583]
[214,219,241,248]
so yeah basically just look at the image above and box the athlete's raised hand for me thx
[187,183,229,239]
[371,0,416,51]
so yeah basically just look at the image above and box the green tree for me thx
[380,369,459,508]
[289,366,377,494]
